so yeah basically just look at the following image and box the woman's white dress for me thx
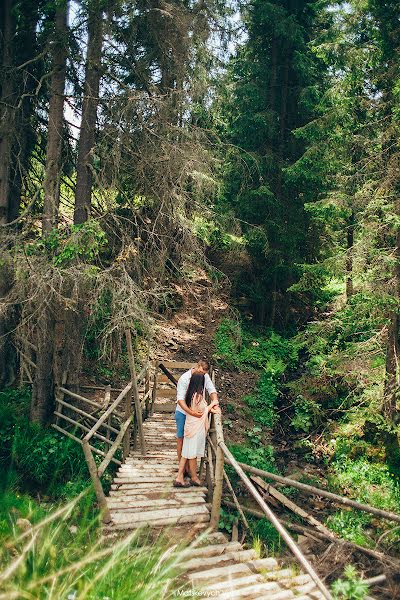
[182,393,209,459]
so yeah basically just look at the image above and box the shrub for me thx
[0,387,90,499]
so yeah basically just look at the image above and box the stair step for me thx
[108,497,206,511]
[110,504,209,524]
[109,488,207,497]
[181,542,242,559]
[188,562,254,583]
[216,580,282,600]
[257,591,295,600]
[106,512,210,530]
[113,476,175,484]
[204,573,265,592]
[184,549,257,573]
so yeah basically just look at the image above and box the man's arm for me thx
[205,374,219,406]
[177,399,203,417]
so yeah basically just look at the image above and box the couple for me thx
[173,359,221,488]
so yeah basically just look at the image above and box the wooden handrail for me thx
[83,381,132,442]
[236,463,400,524]
[98,417,132,476]
[219,441,332,600]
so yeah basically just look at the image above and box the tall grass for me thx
[0,489,193,600]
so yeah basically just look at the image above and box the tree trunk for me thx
[30,310,55,424]
[345,212,354,299]
[74,1,104,225]
[383,225,400,421]
[382,224,400,469]
[42,1,68,235]
[0,0,16,224]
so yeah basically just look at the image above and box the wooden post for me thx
[150,363,157,415]
[210,411,225,530]
[125,330,146,455]
[54,372,67,426]
[144,363,150,418]
[82,440,111,523]
[123,381,132,458]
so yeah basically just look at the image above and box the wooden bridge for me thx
[52,331,399,599]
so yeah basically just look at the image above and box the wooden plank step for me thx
[188,558,279,583]
[281,574,312,587]
[257,591,295,600]
[156,389,177,398]
[181,542,242,559]
[188,563,254,584]
[111,482,181,491]
[216,581,282,600]
[106,512,210,530]
[204,573,265,592]
[291,581,317,595]
[117,469,178,476]
[108,490,206,506]
[107,498,206,511]
[110,504,209,524]
[160,360,195,369]
[109,487,207,497]
[184,549,257,573]
[113,476,175,484]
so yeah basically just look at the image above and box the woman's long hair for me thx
[185,373,205,408]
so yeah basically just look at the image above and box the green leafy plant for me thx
[290,395,322,432]
[332,565,369,600]
[218,507,238,533]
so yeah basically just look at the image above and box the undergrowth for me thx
[0,493,187,600]
[0,387,91,500]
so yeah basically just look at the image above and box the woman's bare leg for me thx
[175,456,187,484]
[188,458,201,484]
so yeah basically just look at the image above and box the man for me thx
[175,359,218,471]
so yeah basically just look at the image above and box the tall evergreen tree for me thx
[217,0,327,327]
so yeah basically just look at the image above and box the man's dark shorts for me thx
[175,410,186,438]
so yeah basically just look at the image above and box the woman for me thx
[173,373,219,487]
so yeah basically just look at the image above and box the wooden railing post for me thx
[144,364,150,418]
[150,363,157,416]
[82,440,111,523]
[210,410,224,530]
[123,380,133,459]
[125,330,146,455]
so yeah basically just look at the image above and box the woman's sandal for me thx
[173,480,190,488]
[190,479,202,487]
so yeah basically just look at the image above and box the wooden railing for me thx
[52,330,150,523]
[207,399,400,599]
[206,410,333,600]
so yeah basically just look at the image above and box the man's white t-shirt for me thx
[176,369,217,415]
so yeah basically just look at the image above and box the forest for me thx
[1,0,400,598]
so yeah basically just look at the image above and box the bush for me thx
[0,387,90,499]
[214,318,298,372]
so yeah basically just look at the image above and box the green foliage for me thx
[332,565,369,600]
[0,494,185,600]
[215,319,299,432]
[0,388,90,499]
[218,506,237,534]
[329,456,400,514]
[327,510,372,547]
[249,517,282,554]
[229,442,276,474]
[290,395,322,432]
[24,221,108,267]
[214,318,298,372]
[243,373,279,429]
